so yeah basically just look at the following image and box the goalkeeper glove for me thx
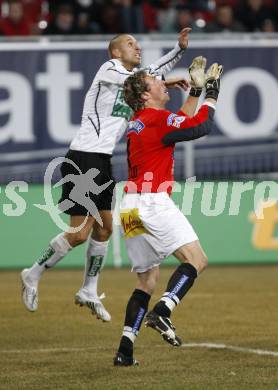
[205,63,223,100]
[188,56,207,97]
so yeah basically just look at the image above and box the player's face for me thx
[118,35,141,70]
[145,76,169,106]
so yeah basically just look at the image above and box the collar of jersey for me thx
[111,58,134,73]
[134,107,161,117]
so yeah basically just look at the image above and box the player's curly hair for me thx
[123,70,150,113]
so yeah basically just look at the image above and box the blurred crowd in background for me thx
[0,0,277,37]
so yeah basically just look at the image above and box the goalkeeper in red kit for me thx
[113,57,223,366]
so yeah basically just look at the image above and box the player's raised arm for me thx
[147,27,191,76]
[178,56,207,117]
[164,77,189,91]
[161,63,223,145]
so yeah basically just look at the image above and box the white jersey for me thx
[70,43,185,155]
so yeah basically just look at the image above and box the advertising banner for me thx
[0,39,277,181]
[0,181,277,269]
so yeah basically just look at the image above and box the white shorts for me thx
[120,192,198,273]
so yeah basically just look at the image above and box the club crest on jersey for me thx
[167,113,186,128]
[127,119,145,135]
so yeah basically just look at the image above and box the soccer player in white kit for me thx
[21,29,192,322]
[114,61,223,365]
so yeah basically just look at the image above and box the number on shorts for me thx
[127,138,138,179]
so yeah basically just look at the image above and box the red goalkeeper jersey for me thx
[125,102,215,194]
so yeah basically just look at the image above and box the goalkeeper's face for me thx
[143,76,169,108]
[117,35,142,70]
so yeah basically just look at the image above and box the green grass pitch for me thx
[1,266,278,389]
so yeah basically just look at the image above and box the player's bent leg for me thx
[64,215,95,247]
[21,233,72,312]
[145,241,207,346]
[174,240,208,274]
[114,267,157,366]
[137,266,182,347]
[144,267,182,347]
[21,216,93,312]
[92,210,113,242]
[136,265,159,295]
[75,210,113,322]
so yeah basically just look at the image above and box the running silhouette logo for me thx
[34,157,113,232]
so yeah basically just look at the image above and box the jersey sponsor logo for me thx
[37,246,55,265]
[127,119,145,135]
[168,275,189,299]
[120,208,147,238]
[112,88,133,120]
[167,113,177,126]
[167,113,186,128]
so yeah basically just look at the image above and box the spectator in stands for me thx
[176,6,206,32]
[155,0,177,33]
[142,0,159,32]
[73,0,101,34]
[97,2,121,34]
[22,0,46,25]
[206,3,246,32]
[157,5,206,33]
[259,17,277,32]
[90,0,143,34]
[0,0,31,36]
[76,12,94,34]
[235,0,274,32]
[214,0,240,6]
[0,0,276,36]
[117,0,145,33]
[44,3,81,35]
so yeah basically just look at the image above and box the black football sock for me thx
[153,263,198,318]
[118,289,151,357]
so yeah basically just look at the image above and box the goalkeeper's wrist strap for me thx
[205,88,219,100]
[189,87,202,97]
[205,78,220,100]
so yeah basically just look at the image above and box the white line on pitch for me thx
[1,343,278,357]
[182,343,278,357]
